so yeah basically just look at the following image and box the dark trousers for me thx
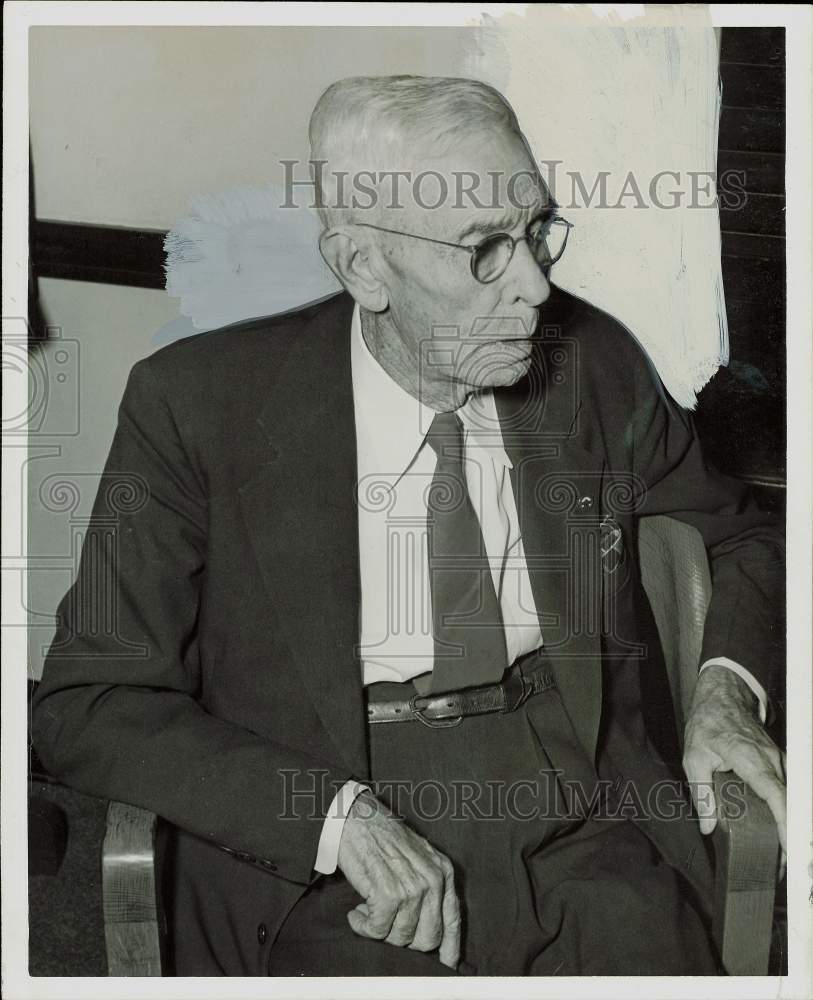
[266,651,719,976]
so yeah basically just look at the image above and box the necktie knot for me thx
[426,410,464,460]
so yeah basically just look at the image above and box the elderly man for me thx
[32,76,785,977]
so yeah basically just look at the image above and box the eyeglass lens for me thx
[472,219,568,283]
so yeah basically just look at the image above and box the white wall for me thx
[27,280,182,678]
[30,26,480,228]
[28,25,481,677]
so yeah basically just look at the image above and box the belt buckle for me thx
[501,666,532,713]
[408,693,464,728]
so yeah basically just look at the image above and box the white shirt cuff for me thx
[699,657,768,724]
[313,779,370,875]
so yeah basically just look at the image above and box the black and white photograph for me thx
[3,3,812,996]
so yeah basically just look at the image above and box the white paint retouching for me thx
[165,13,728,409]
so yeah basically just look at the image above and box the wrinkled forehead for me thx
[359,128,552,239]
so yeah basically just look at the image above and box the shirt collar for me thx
[458,392,514,469]
[351,304,512,479]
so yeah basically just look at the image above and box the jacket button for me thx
[257,923,268,945]
[236,851,255,863]
[259,858,278,872]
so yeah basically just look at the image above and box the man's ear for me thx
[319,228,389,312]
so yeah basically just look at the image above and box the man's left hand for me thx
[682,663,786,863]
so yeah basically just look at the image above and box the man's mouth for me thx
[487,311,539,341]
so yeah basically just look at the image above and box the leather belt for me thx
[366,663,555,728]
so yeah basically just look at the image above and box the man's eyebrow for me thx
[452,203,557,244]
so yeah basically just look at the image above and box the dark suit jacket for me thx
[32,287,784,966]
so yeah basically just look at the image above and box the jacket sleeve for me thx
[631,351,785,697]
[31,356,352,885]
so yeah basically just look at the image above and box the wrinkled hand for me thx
[336,790,461,969]
[683,664,786,869]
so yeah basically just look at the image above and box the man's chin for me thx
[493,356,534,386]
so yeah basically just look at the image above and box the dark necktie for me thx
[424,410,507,694]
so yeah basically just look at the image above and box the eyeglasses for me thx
[353,212,573,284]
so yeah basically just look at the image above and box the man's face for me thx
[371,129,553,403]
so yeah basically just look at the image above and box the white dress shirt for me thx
[313,304,768,873]
[352,302,543,684]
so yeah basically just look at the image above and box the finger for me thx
[682,749,717,836]
[347,901,377,939]
[776,811,787,855]
[384,889,423,948]
[758,743,787,785]
[725,754,787,853]
[347,895,397,942]
[438,858,461,970]
[408,866,443,953]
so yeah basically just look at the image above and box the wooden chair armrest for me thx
[638,517,781,974]
[102,800,162,976]
[712,770,780,975]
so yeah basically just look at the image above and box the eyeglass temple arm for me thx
[353,222,473,254]
[354,216,572,254]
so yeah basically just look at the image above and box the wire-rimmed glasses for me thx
[353,212,573,284]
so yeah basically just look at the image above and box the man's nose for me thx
[506,240,550,308]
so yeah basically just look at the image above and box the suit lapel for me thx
[496,341,605,764]
[238,294,369,779]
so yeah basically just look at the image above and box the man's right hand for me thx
[336,790,461,970]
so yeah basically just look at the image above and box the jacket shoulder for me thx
[543,285,646,362]
[116,293,354,482]
[142,292,350,386]
[541,284,667,403]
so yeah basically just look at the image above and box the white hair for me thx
[308,75,525,229]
